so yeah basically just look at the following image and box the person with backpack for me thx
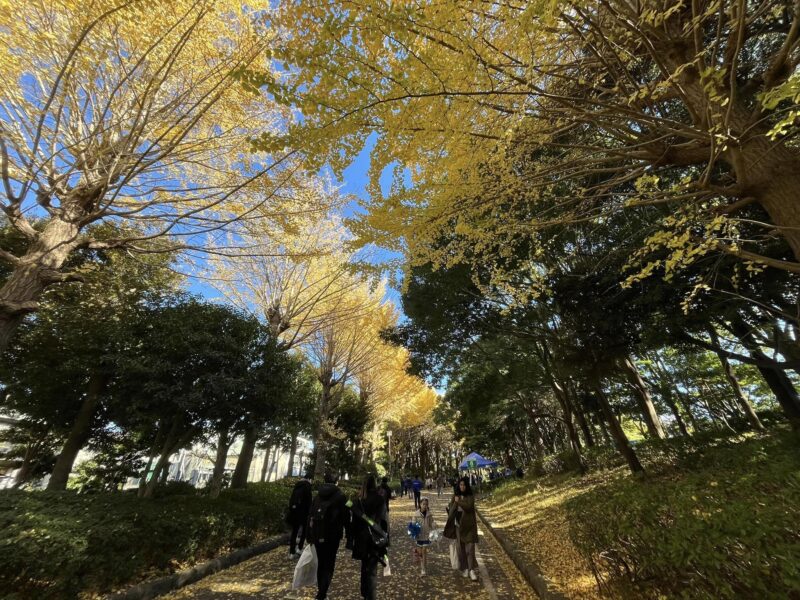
[287,474,313,558]
[350,475,388,600]
[307,472,350,600]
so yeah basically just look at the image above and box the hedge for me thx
[0,481,293,599]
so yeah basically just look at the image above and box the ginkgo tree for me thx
[0,0,298,351]
[267,0,800,286]
[302,277,391,478]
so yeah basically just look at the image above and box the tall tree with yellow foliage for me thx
[268,1,800,285]
[0,0,292,350]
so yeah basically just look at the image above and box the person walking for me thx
[449,476,479,581]
[436,473,445,497]
[307,472,350,600]
[286,474,313,558]
[351,475,388,600]
[411,475,423,509]
[414,497,436,576]
[378,476,392,513]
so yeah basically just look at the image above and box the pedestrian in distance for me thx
[448,476,479,581]
[411,475,423,509]
[350,475,389,600]
[436,473,445,497]
[414,497,436,576]
[286,474,313,558]
[307,472,350,600]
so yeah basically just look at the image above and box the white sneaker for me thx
[462,569,469,578]
[420,567,427,576]
[469,569,478,581]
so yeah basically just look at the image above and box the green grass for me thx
[479,429,800,599]
[0,481,294,599]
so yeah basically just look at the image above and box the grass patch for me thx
[481,429,800,599]
[566,430,800,599]
[0,481,293,599]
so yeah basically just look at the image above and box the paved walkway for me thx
[165,491,537,600]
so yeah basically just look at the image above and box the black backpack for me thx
[289,481,309,512]
[307,494,337,544]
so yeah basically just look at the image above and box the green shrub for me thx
[0,481,292,599]
[565,431,800,599]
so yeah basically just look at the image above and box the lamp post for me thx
[386,429,393,480]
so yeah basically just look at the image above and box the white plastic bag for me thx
[292,545,317,589]
[383,556,392,576]
[449,540,460,570]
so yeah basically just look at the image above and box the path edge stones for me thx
[104,532,290,600]
[476,508,568,600]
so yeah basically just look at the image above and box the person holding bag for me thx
[349,475,389,600]
[448,476,479,581]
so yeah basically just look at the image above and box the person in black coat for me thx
[309,473,350,600]
[350,475,388,600]
[287,475,313,557]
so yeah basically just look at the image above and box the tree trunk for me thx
[620,356,666,440]
[573,400,595,447]
[313,384,333,480]
[260,445,272,482]
[595,412,612,445]
[209,427,232,499]
[731,319,800,428]
[286,433,298,478]
[592,380,644,475]
[708,328,765,432]
[231,425,258,489]
[662,390,690,437]
[13,444,35,488]
[47,373,107,490]
[138,423,169,496]
[0,217,82,353]
[141,419,181,498]
[268,446,280,480]
[743,142,800,262]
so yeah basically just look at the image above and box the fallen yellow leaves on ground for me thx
[481,473,618,600]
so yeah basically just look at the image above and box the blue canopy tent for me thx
[459,452,498,470]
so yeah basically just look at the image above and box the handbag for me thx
[291,545,317,589]
[347,499,390,562]
[448,540,460,570]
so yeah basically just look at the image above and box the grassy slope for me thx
[480,430,800,600]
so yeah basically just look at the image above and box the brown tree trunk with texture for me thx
[0,217,82,353]
[47,373,107,490]
[231,425,258,489]
[592,380,645,475]
[620,356,666,440]
[209,427,232,498]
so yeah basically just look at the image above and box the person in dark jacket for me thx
[411,475,423,509]
[378,476,392,512]
[351,475,388,600]
[287,475,313,557]
[308,472,350,600]
[449,476,479,581]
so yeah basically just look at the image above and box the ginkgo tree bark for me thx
[0,0,295,351]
